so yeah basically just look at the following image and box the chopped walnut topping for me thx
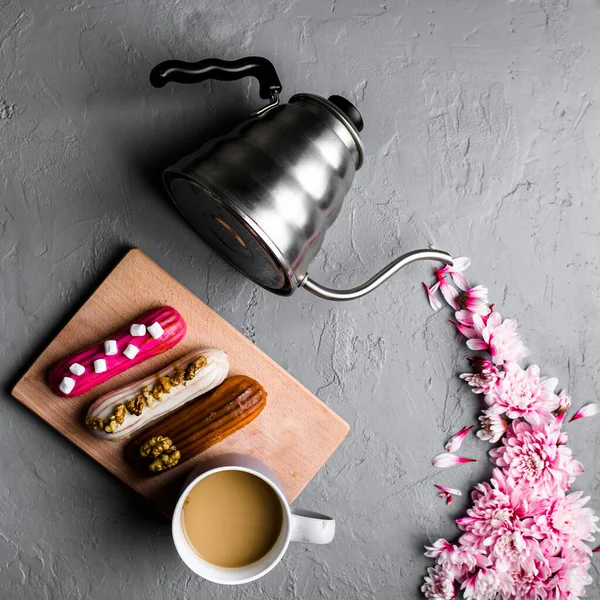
[126,395,144,416]
[114,404,127,425]
[142,385,154,407]
[86,417,105,431]
[96,355,208,436]
[152,383,164,401]
[159,376,172,393]
[184,355,207,381]
[104,416,118,434]
[140,436,181,472]
[149,449,181,472]
[170,368,185,387]
[140,435,174,458]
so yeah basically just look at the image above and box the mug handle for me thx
[290,509,335,545]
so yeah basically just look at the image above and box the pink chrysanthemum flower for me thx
[507,557,553,600]
[456,285,489,315]
[456,469,532,551]
[424,539,490,580]
[460,357,504,395]
[476,409,508,443]
[485,363,559,425]
[421,564,456,600]
[461,567,506,600]
[489,528,541,575]
[466,312,529,365]
[489,420,584,498]
[530,491,600,555]
[545,547,593,599]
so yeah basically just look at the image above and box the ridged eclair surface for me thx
[129,375,266,473]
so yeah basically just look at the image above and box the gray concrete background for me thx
[2,0,600,598]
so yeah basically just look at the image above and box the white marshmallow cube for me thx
[104,339,118,355]
[147,322,164,339]
[93,359,107,373]
[59,377,76,395]
[130,324,146,337]
[69,363,85,376]
[123,344,139,360]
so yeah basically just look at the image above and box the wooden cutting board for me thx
[12,249,349,517]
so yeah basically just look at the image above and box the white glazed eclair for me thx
[85,348,229,440]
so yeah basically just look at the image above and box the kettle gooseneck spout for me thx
[301,249,453,301]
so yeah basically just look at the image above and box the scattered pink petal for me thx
[438,256,472,291]
[432,453,476,469]
[593,546,600,553]
[445,425,474,452]
[436,270,460,310]
[423,282,442,311]
[449,256,472,272]
[446,494,453,505]
[569,403,599,422]
[434,484,462,497]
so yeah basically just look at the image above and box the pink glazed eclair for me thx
[48,306,186,397]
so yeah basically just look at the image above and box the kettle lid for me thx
[327,95,364,132]
[289,93,365,169]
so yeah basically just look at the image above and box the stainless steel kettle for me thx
[150,57,452,300]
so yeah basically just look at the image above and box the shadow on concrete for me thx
[3,244,132,398]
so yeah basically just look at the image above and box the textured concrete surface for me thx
[2,0,600,598]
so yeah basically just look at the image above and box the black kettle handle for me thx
[149,57,282,100]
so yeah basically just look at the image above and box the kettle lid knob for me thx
[328,95,364,132]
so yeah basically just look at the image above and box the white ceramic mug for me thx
[172,454,335,585]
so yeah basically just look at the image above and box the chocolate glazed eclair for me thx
[127,375,267,474]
